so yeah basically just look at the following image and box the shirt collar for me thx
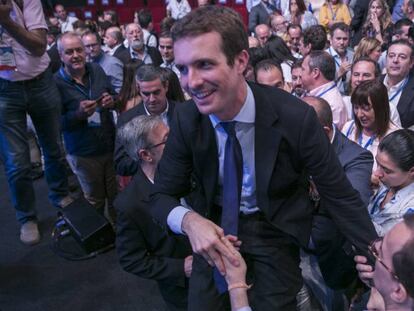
[309,81,335,96]
[144,100,169,117]
[209,83,255,128]
[383,74,409,91]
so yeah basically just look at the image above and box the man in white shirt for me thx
[159,31,181,78]
[301,50,348,129]
[54,4,78,33]
[167,0,191,20]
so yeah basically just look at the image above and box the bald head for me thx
[302,96,333,130]
[255,24,271,47]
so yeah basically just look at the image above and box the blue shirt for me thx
[167,84,258,234]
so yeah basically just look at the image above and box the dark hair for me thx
[171,6,248,66]
[303,25,327,51]
[98,20,113,33]
[393,236,414,298]
[289,0,307,15]
[378,129,414,171]
[81,31,101,43]
[159,68,185,102]
[287,23,302,33]
[104,10,119,26]
[136,64,168,85]
[351,79,390,139]
[160,17,176,33]
[394,18,413,34]
[291,59,302,70]
[307,51,336,81]
[48,25,61,38]
[137,8,152,29]
[265,35,295,63]
[248,47,269,68]
[118,59,143,112]
[254,58,283,81]
[159,30,172,40]
[351,57,381,78]
[330,22,350,35]
[387,39,414,59]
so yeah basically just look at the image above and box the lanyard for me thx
[358,132,376,149]
[370,187,389,215]
[328,3,338,21]
[388,77,409,102]
[59,67,93,99]
[315,83,336,98]
[328,48,342,68]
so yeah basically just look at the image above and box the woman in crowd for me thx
[353,37,383,63]
[319,0,352,30]
[284,0,318,30]
[117,60,142,114]
[160,67,186,102]
[342,80,400,173]
[361,0,393,46]
[265,36,296,83]
[368,129,414,236]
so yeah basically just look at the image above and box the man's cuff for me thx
[167,206,191,234]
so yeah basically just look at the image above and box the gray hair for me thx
[136,64,168,85]
[116,115,164,162]
[307,50,336,81]
[57,32,82,54]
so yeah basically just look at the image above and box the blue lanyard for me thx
[59,67,93,99]
[358,132,376,149]
[328,3,338,21]
[315,83,336,98]
[370,187,389,215]
[328,48,341,67]
[388,77,409,102]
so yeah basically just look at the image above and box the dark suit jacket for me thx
[380,73,414,128]
[115,168,190,308]
[311,129,373,289]
[350,0,369,47]
[47,43,61,74]
[117,45,163,67]
[114,101,179,176]
[248,2,272,33]
[152,83,377,254]
[112,45,130,65]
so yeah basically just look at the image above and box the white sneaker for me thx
[20,221,40,245]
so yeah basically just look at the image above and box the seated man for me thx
[55,32,117,220]
[254,24,271,47]
[115,115,192,311]
[355,213,414,311]
[254,59,285,89]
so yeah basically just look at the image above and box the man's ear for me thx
[138,149,152,163]
[390,282,409,304]
[235,49,250,74]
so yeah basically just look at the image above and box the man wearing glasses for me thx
[115,115,192,311]
[355,213,414,311]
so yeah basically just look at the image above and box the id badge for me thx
[0,45,17,71]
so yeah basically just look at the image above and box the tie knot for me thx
[221,121,237,137]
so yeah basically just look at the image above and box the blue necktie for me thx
[214,121,243,293]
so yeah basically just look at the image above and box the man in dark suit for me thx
[248,0,277,34]
[118,23,162,67]
[303,96,373,300]
[104,26,129,65]
[382,39,414,129]
[151,6,377,311]
[115,64,180,176]
[115,115,192,311]
[46,26,61,73]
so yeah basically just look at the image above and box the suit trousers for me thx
[188,212,303,311]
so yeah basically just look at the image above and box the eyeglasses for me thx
[368,237,400,281]
[145,140,167,150]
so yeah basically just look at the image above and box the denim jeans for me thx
[0,68,69,224]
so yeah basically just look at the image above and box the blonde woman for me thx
[362,0,393,45]
[353,37,382,62]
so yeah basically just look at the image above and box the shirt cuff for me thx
[236,307,252,311]
[167,206,191,234]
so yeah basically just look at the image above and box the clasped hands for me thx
[78,92,114,118]
[182,212,245,281]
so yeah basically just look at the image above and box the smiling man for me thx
[150,6,377,311]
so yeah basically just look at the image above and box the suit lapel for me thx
[252,85,281,211]
[397,75,414,117]
[193,114,219,210]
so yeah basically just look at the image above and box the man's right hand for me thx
[78,100,97,118]
[182,212,240,275]
[354,255,374,286]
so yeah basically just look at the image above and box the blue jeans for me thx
[0,68,69,224]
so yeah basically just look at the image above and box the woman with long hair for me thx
[361,0,393,46]
[284,0,318,30]
[319,0,351,30]
[353,37,383,62]
[117,60,142,114]
[342,79,400,174]
[264,36,295,82]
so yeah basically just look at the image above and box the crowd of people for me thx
[1,0,414,310]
